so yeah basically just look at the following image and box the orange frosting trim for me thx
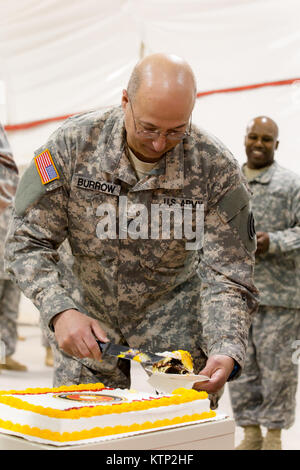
[0,384,208,420]
[0,383,106,396]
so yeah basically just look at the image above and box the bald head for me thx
[127,53,197,108]
[245,115,279,169]
[122,53,196,162]
[246,116,279,140]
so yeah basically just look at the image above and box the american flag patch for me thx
[34,149,60,184]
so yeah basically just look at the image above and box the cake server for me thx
[96,340,166,365]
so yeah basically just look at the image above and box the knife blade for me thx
[96,340,166,365]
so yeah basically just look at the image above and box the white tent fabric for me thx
[0,0,300,172]
[0,0,139,122]
[136,0,300,87]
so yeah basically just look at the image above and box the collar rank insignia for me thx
[34,149,60,184]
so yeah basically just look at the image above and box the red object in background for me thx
[4,77,300,132]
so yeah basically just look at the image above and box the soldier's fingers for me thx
[60,341,85,359]
[56,331,86,358]
[91,321,109,343]
[82,334,102,361]
[193,379,210,392]
[74,339,93,359]
[195,369,225,394]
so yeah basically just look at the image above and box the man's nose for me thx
[254,137,264,147]
[152,135,167,152]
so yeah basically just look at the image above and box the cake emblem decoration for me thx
[54,392,126,403]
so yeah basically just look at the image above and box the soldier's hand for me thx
[192,354,235,394]
[52,309,109,361]
[256,231,270,255]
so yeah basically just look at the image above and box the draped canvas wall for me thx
[1,0,300,172]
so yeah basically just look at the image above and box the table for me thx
[0,417,235,450]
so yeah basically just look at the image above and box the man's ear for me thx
[121,89,129,111]
[275,139,279,150]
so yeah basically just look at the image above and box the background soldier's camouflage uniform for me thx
[0,123,20,358]
[229,162,300,429]
[5,107,258,405]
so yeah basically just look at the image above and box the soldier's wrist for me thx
[268,233,279,254]
[51,309,78,331]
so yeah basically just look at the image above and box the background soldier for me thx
[229,116,300,450]
[5,54,258,407]
[0,122,26,372]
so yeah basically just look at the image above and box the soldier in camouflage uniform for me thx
[0,122,26,372]
[229,116,300,450]
[5,54,258,406]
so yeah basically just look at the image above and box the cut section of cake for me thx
[152,350,194,374]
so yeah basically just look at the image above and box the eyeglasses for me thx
[128,97,192,141]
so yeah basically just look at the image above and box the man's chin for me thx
[249,156,270,169]
[136,146,165,162]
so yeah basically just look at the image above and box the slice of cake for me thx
[0,383,216,445]
[152,350,194,374]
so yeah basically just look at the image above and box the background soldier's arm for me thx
[267,183,300,254]
[0,124,19,213]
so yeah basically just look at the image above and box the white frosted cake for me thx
[0,383,215,445]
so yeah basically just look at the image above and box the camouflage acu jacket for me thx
[0,124,19,278]
[243,161,300,308]
[5,107,258,369]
